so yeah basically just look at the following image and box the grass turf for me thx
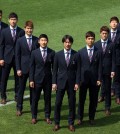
[0,0,120,133]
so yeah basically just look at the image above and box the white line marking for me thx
[0,95,30,107]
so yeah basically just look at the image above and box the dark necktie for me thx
[111,32,116,42]
[42,49,46,62]
[27,38,32,51]
[102,42,106,53]
[12,29,16,42]
[66,52,70,66]
[88,49,93,62]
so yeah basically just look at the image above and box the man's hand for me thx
[30,81,34,88]
[111,72,115,78]
[74,84,79,91]
[96,81,101,86]
[17,70,22,76]
[0,60,5,66]
[52,84,57,91]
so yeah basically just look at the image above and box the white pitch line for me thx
[0,95,30,107]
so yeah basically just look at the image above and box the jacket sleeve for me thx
[15,39,21,71]
[111,43,115,72]
[75,52,81,84]
[98,51,102,81]
[0,30,5,60]
[29,51,35,82]
[52,53,58,84]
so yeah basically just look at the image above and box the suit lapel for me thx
[23,36,30,52]
[37,48,44,64]
[84,47,91,64]
[8,27,14,42]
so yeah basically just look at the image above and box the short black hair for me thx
[38,34,48,41]
[110,16,119,23]
[85,31,95,39]
[0,10,2,14]
[8,12,18,19]
[62,35,74,43]
[100,26,110,34]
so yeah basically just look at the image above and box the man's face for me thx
[63,39,72,51]
[85,37,95,47]
[0,13,2,21]
[24,26,33,36]
[38,38,48,48]
[9,17,18,27]
[100,31,108,41]
[110,20,118,30]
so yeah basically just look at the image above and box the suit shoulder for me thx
[32,35,38,40]
[1,22,8,27]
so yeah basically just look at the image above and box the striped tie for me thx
[88,49,93,62]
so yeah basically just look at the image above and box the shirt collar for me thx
[86,45,94,50]
[40,46,47,51]
[10,25,17,30]
[111,29,117,33]
[101,39,108,43]
[64,49,71,54]
[25,34,32,39]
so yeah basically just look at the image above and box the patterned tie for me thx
[12,29,16,42]
[66,52,70,66]
[88,49,93,62]
[42,49,46,62]
[102,42,106,53]
[111,32,116,42]
[27,38,32,51]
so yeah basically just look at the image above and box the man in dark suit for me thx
[15,20,38,116]
[29,34,55,124]
[95,26,115,115]
[0,12,24,104]
[98,17,120,104]
[0,10,8,91]
[77,31,102,125]
[52,35,80,132]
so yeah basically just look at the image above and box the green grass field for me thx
[0,0,120,134]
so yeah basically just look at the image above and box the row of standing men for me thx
[0,11,120,132]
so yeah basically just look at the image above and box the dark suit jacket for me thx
[29,47,55,84]
[15,35,38,74]
[52,49,80,89]
[0,26,24,64]
[78,46,102,85]
[0,21,8,31]
[108,30,120,43]
[94,40,115,75]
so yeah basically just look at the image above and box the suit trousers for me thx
[114,65,120,98]
[78,82,99,120]
[1,57,19,100]
[17,73,32,111]
[102,75,111,110]
[32,79,52,119]
[54,81,76,125]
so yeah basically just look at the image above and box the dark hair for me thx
[85,31,95,39]
[0,10,2,14]
[110,16,119,23]
[38,34,48,41]
[24,20,34,28]
[8,12,18,19]
[100,26,110,34]
[62,35,74,43]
